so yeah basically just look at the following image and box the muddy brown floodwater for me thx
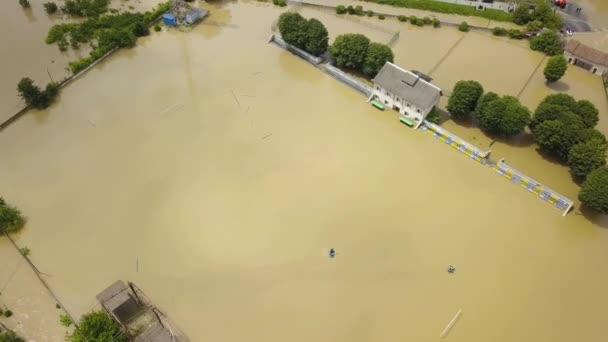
[1,1,608,342]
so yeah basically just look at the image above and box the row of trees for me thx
[330,34,394,77]
[277,13,329,57]
[512,0,562,29]
[0,197,26,234]
[447,81,608,213]
[17,78,60,110]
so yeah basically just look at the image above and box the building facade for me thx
[372,62,442,128]
[564,39,608,76]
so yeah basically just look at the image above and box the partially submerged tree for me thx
[530,0,563,29]
[17,78,60,110]
[18,0,31,9]
[67,311,128,342]
[0,200,26,234]
[512,4,530,25]
[362,42,394,77]
[576,99,600,128]
[458,21,469,32]
[543,54,567,82]
[278,13,329,57]
[329,33,370,70]
[530,30,562,55]
[44,2,59,14]
[476,95,531,137]
[0,331,25,342]
[568,138,607,178]
[447,80,484,120]
[579,168,608,214]
[304,18,329,57]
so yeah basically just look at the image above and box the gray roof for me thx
[373,62,442,109]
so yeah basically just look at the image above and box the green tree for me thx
[336,5,347,14]
[530,103,581,132]
[446,80,484,119]
[512,4,530,25]
[530,0,562,29]
[526,19,543,32]
[0,201,26,234]
[576,100,599,128]
[458,21,469,32]
[362,42,394,77]
[476,95,531,137]
[475,91,499,118]
[67,311,128,342]
[329,33,370,70]
[534,119,582,161]
[17,78,60,110]
[19,0,30,8]
[537,93,578,112]
[0,331,25,342]
[277,12,307,49]
[530,30,562,55]
[568,139,607,178]
[44,2,59,14]
[543,55,567,82]
[304,18,329,57]
[132,21,149,37]
[61,0,109,17]
[579,168,608,214]
[577,128,607,144]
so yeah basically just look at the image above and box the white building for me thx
[371,62,442,129]
[564,34,608,76]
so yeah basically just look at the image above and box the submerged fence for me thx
[420,120,490,164]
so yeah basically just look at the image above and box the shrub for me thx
[526,19,543,32]
[4,310,13,318]
[476,95,531,137]
[507,29,524,39]
[543,54,567,82]
[154,24,161,32]
[19,247,31,256]
[568,139,607,178]
[378,14,385,19]
[426,107,442,124]
[458,21,469,32]
[347,5,355,14]
[329,33,370,70]
[447,80,484,119]
[44,2,59,14]
[432,18,440,28]
[398,15,407,22]
[362,42,394,77]
[530,30,562,55]
[0,331,25,342]
[67,311,128,342]
[336,5,347,14]
[60,314,73,327]
[408,15,423,26]
[530,0,562,29]
[579,168,608,214]
[534,119,582,161]
[355,5,364,15]
[492,27,508,36]
[367,10,374,17]
[19,0,30,8]
[422,17,432,25]
[278,0,287,6]
[512,4,530,25]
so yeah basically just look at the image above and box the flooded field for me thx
[1,1,608,342]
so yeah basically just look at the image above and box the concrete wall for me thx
[372,85,437,125]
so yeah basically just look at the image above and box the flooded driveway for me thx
[1,2,608,342]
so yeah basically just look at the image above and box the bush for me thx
[409,15,423,26]
[4,310,13,318]
[530,30,562,55]
[355,5,364,15]
[60,314,73,327]
[154,24,161,32]
[512,4,530,25]
[568,139,607,178]
[19,0,30,8]
[458,21,469,32]
[367,10,374,17]
[422,17,432,25]
[378,14,385,19]
[61,0,109,17]
[277,0,287,6]
[492,27,508,36]
[476,95,531,137]
[329,33,370,70]
[426,107,441,124]
[336,5,347,14]
[544,54,567,82]
[44,2,59,14]
[347,5,355,14]
[362,42,394,77]
[447,80,484,119]
[526,19,543,32]
[132,21,150,37]
[530,0,562,29]
[19,247,31,256]
[398,15,407,22]
[17,78,60,110]
[359,0,513,22]
[579,168,608,214]
[507,29,524,39]
[0,331,25,342]
[432,18,440,28]
[0,199,26,234]
[67,311,128,342]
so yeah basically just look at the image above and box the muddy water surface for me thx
[1,2,608,342]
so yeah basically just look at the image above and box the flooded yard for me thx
[1,1,608,342]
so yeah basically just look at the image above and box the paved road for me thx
[558,3,592,32]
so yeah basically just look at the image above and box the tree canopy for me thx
[446,80,484,119]
[534,119,582,161]
[529,0,563,29]
[576,99,600,128]
[362,42,394,77]
[304,18,329,57]
[0,198,26,234]
[67,311,128,342]
[476,95,531,137]
[278,13,329,57]
[568,138,607,178]
[330,33,370,70]
[530,30,562,56]
[512,4,530,25]
[543,55,567,82]
[579,168,608,214]
[17,78,59,110]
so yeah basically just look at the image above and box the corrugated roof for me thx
[565,39,608,67]
[372,62,442,109]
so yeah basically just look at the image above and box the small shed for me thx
[162,14,177,27]
[185,8,207,25]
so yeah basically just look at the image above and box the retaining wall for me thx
[325,64,373,97]
[269,35,323,65]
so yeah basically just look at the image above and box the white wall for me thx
[372,85,437,125]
